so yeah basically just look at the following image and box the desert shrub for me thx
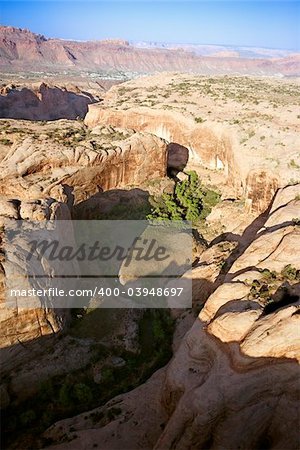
[250,279,271,300]
[281,265,300,282]
[90,410,105,424]
[0,138,12,145]
[147,171,220,223]
[261,269,277,283]
[194,116,205,123]
[289,159,300,169]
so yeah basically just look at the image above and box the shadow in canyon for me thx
[166,142,189,178]
[0,86,99,120]
[207,199,274,288]
[212,281,299,322]
[72,187,152,220]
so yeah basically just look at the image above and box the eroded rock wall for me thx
[0,198,71,382]
[85,106,237,183]
[0,82,99,120]
[85,105,280,213]
[0,132,168,205]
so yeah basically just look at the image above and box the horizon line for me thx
[1,25,299,52]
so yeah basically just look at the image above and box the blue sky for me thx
[0,1,299,50]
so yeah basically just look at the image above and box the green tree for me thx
[147,171,219,222]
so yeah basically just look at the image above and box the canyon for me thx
[0,41,299,450]
[85,73,300,213]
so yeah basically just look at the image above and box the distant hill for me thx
[0,26,299,77]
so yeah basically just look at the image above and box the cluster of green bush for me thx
[147,171,220,223]
[249,265,300,305]
[0,138,12,145]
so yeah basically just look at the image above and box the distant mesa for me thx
[0,26,299,76]
[99,39,130,46]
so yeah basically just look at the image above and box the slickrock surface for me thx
[85,73,300,212]
[0,120,167,205]
[43,185,300,450]
[0,82,100,120]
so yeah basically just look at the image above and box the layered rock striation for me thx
[0,128,168,205]
[0,124,168,407]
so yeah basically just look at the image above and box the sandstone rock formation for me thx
[0,82,99,120]
[0,198,71,388]
[85,106,240,187]
[84,104,279,212]
[0,124,168,206]
[84,73,300,212]
[0,122,169,400]
[1,26,299,76]
[43,184,300,450]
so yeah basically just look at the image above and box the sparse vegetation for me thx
[281,264,300,281]
[289,159,300,169]
[0,138,12,145]
[147,171,220,223]
[194,116,205,124]
[248,266,300,307]
[2,71,300,450]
